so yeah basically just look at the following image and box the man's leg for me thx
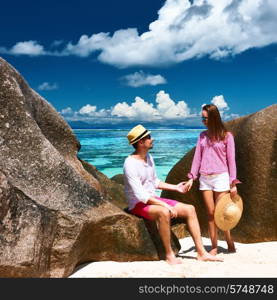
[174,202,223,261]
[147,205,183,265]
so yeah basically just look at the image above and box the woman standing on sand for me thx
[185,104,241,255]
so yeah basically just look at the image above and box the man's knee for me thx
[187,204,196,217]
[157,207,170,221]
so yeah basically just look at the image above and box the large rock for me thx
[0,57,179,277]
[80,161,127,210]
[162,105,277,243]
[110,174,125,185]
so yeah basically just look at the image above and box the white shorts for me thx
[199,172,230,192]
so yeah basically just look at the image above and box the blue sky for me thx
[1,0,277,127]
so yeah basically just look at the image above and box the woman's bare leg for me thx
[202,190,218,255]
[174,203,223,262]
[214,191,236,253]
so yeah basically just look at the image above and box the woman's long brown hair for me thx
[202,104,227,141]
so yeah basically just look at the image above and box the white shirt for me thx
[123,154,161,210]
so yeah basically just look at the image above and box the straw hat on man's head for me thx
[127,124,151,145]
[214,193,243,231]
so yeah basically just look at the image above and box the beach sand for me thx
[69,237,277,278]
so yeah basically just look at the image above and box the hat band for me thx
[131,129,149,144]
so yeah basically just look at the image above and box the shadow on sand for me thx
[177,244,232,259]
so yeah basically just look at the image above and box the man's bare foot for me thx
[197,252,223,262]
[209,248,218,256]
[166,254,183,265]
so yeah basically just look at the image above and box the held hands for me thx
[175,180,193,193]
[184,179,193,192]
[175,182,187,193]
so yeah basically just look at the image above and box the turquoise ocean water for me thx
[74,129,202,182]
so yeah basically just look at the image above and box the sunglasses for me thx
[144,134,151,140]
[201,116,208,121]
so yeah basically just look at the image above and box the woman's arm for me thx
[187,135,202,180]
[226,132,241,197]
[226,132,240,185]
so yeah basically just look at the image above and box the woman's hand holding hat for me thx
[230,185,237,199]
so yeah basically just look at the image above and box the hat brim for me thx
[214,193,243,231]
[129,130,151,144]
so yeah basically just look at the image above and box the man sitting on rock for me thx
[123,124,223,265]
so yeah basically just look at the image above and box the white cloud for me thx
[225,113,240,120]
[112,96,158,120]
[201,95,238,120]
[61,90,192,123]
[10,41,45,56]
[156,90,190,118]
[79,104,110,117]
[2,0,277,66]
[63,32,110,57]
[37,82,58,91]
[211,95,229,111]
[60,107,73,115]
[59,0,277,67]
[60,91,240,125]
[211,95,230,120]
[79,104,97,115]
[121,71,167,87]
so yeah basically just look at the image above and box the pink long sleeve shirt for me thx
[188,131,241,185]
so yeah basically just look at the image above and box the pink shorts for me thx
[129,196,178,220]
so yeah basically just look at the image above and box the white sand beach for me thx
[69,237,277,278]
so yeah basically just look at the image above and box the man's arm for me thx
[157,181,188,193]
[150,154,188,193]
